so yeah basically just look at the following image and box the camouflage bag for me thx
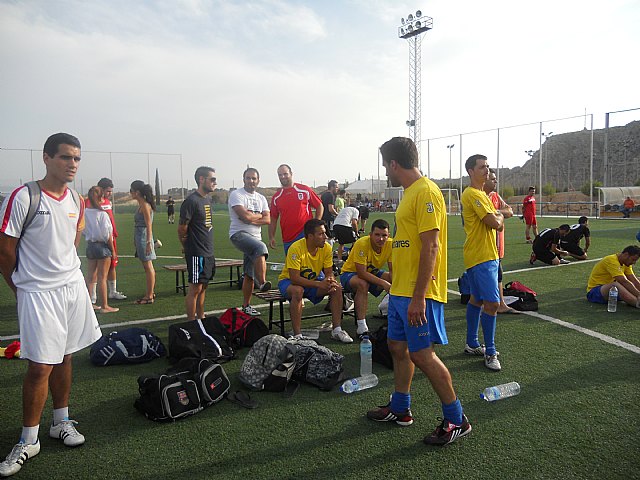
[239,334,297,392]
[288,338,345,391]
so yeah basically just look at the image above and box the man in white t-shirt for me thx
[0,133,102,477]
[228,167,272,315]
[332,204,360,260]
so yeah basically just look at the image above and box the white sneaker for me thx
[258,281,272,292]
[0,441,40,477]
[484,354,502,371]
[49,420,85,447]
[559,259,570,264]
[108,291,127,300]
[464,344,485,356]
[331,330,353,344]
[241,305,261,316]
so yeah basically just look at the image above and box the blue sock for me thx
[466,303,482,347]
[390,391,411,413]
[442,398,463,425]
[480,311,497,355]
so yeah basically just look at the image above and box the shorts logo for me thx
[418,332,428,337]
[425,202,434,213]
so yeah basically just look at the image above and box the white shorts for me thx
[17,273,102,364]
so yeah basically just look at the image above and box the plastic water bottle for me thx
[270,263,284,271]
[340,374,379,394]
[299,329,320,340]
[607,286,618,313]
[360,336,373,376]
[480,381,521,402]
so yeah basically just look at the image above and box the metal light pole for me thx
[541,131,553,191]
[447,144,455,213]
[525,150,535,190]
[397,10,432,159]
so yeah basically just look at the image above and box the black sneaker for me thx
[366,404,413,426]
[423,414,472,446]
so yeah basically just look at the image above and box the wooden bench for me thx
[254,289,356,336]
[163,259,244,295]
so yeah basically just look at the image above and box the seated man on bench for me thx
[340,219,393,337]
[278,219,353,343]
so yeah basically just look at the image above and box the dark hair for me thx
[243,167,260,179]
[87,186,104,209]
[622,245,640,256]
[559,224,570,231]
[130,180,156,211]
[489,168,496,175]
[97,177,113,189]
[43,133,81,157]
[379,137,419,169]
[371,219,390,232]
[328,180,338,188]
[304,218,326,237]
[578,216,588,224]
[338,189,345,195]
[464,154,487,175]
[529,186,536,191]
[194,166,215,186]
[278,164,292,174]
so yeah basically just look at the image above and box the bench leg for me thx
[268,300,275,331]
[279,300,286,336]
[175,271,180,294]
[181,271,186,296]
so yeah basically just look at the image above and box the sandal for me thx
[135,297,154,305]
[226,391,258,409]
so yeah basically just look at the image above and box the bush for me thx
[542,182,556,196]
[581,180,602,196]
[501,185,514,199]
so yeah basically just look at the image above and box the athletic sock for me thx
[480,311,497,356]
[465,303,482,347]
[390,391,411,413]
[356,319,368,334]
[442,398,463,425]
[108,280,116,295]
[332,326,343,335]
[89,283,97,299]
[20,426,39,445]
[53,407,69,425]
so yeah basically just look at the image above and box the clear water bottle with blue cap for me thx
[481,381,521,402]
[607,286,618,313]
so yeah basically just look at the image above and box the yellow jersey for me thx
[278,238,333,282]
[587,254,634,291]
[461,186,499,269]
[390,176,447,303]
[341,235,392,275]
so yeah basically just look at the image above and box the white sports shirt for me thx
[83,208,112,243]
[333,206,360,227]
[0,185,84,292]
[228,187,269,239]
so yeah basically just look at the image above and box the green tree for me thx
[581,180,602,196]
[542,182,556,196]
[501,185,514,199]
[635,178,640,186]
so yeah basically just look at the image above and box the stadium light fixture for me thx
[397,10,433,39]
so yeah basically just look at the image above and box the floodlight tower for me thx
[398,10,433,159]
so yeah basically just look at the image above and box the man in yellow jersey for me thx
[461,154,504,371]
[586,245,640,308]
[277,219,353,343]
[339,219,393,336]
[367,137,471,447]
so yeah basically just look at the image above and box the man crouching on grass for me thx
[277,218,353,343]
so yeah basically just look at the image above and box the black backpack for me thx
[503,286,539,311]
[134,358,230,422]
[370,324,393,369]
[288,338,345,391]
[90,328,166,366]
[168,317,235,363]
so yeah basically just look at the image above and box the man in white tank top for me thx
[0,133,102,477]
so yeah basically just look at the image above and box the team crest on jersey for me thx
[68,212,77,219]
[475,200,481,207]
[358,250,365,257]
[425,202,434,213]
[298,193,304,200]
[291,253,298,260]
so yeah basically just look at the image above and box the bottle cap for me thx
[479,393,487,401]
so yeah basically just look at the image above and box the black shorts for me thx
[186,255,216,284]
[358,207,370,220]
[333,225,358,245]
[532,245,557,265]
[562,242,585,256]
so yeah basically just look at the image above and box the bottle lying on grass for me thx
[480,381,521,402]
[340,374,378,394]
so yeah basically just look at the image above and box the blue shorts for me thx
[283,231,305,254]
[340,270,385,297]
[278,278,326,305]
[230,231,269,279]
[387,295,448,352]
[467,260,500,303]
[587,286,606,304]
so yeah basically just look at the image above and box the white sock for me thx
[108,280,117,295]
[20,426,39,445]
[332,326,343,335]
[356,319,369,334]
[89,283,97,297]
[53,407,69,425]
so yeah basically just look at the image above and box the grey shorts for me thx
[230,231,269,280]
[86,241,112,260]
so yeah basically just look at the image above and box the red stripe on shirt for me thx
[1,186,26,234]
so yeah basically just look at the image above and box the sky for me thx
[1,0,639,193]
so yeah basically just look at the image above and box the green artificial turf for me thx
[1,212,639,479]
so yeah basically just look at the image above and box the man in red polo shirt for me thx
[268,164,323,254]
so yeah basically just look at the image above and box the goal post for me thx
[440,188,460,215]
